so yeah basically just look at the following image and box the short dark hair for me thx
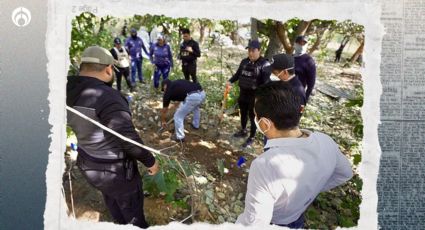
[79,63,108,72]
[254,81,302,130]
[161,79,172,91]
[181,28,190,34]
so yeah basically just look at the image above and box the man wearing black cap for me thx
[269,53,307,106]
[226,40,271,147]
[179,29,201,83]
[67,46,159,228]
[125,28,150,84]
[110,37,134,92]
[160,79,206,142]
[293,35,316,102]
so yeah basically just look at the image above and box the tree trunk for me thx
[199,24,205,44]
[230,31,239,45]
[250,17,259,40]
[207,27,211,38]
[295,20,312,36]
[350,40,364,63]
[308,28,328,54]
[264,28,283,59]
[276,22,293,54]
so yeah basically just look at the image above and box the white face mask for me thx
[294,43,307,56]
[270,74,280,81]
[254,117,271,135]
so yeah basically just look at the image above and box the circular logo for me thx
[12,7,31,27]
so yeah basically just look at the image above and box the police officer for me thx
[160,79,206,142]
[67,46,159,228]
[110,37,134,92]
[226,40,271,147]
[178,29,201,83]
[293,35,316,102]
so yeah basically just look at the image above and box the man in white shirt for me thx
[236,81,353,228]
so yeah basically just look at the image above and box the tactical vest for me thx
[67,106,126,162]
[238,60,261,90]
[113,47,130,68]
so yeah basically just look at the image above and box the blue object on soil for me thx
[237,156,247,168]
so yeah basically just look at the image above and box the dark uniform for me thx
[179,39,201,83]
[229,57,271,140]
[67,75,155,228]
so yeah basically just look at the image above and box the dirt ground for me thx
[63,44,362,228]
[63,81,264,225]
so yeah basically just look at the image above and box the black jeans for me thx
[238,95,256,138]
[182,61,197,83]
[76,155,149,228]
[115,67,133,91]
[102,181,148,228]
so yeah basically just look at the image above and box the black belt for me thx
[187,89,203,95]
[78,147,124,164]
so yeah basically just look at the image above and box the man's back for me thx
[66,75,130,160]
[237,130,352,225]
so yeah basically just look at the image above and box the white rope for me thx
[66,106,169,158]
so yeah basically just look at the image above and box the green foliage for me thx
[334,20,364,42]
[345,87,364,139]
[69,13,114,71]
[353,154,362,166]
[143,158,191,203]
[218,20,238,35]
[66,126,74,138]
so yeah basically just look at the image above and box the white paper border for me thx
[45,0,384,229]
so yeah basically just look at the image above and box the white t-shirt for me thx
[236,130,353,226]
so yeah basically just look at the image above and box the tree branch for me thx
[276,21,292,53]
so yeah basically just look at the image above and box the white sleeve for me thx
[321,141,353,192]
[236,160,277,226]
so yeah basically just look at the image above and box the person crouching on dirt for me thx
[67,46,159,228]
[226,39,271,148]
[160,79,206,142]
[293,35,316,102]
[150,34,173,91]
[110,37,135,92]
[236,81,353,228]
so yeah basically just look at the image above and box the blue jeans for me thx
[131,58,143,83]
[174,91,206,139]
[153,65,170,88]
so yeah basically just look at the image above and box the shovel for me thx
[215,85,231,137]
[157,118,174,134]
[215,64,235,137]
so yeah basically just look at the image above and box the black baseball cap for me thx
[270,53,294,70]
[114,37,121,44]
[295,35,308,43]
[246,40,261,49]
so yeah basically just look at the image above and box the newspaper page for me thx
[378,0,425,229]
